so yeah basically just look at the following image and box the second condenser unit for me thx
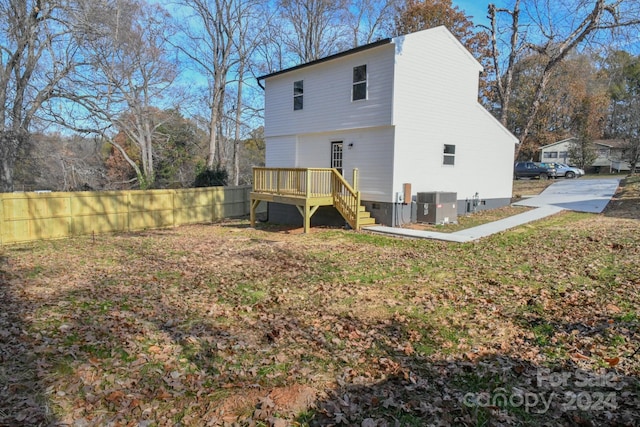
[416,192,457,224]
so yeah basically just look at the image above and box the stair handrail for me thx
[330,168,361,230]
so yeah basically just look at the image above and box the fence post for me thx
[69,192,75,236]
[0,194,3,246]
[126,190,131,232]
[172,189,176,228]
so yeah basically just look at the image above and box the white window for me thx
[443,144,455,165]
[293,80,303,110]
[352,65,367,101]
[544,151,558,159]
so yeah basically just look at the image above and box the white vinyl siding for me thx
[540,139,576,164]
[295,127,394,202]
[263,45,394,138]
[392,27,482,129]
[392,103,514,201]
[265,136,297,167]
[391,27,515,201]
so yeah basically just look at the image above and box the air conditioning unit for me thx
[416,192,457,224]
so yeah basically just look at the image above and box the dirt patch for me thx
[211,385,316,424]
[512,179,554,200]
[603,175,640,219]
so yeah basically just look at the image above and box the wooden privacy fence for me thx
[0,186,260,245]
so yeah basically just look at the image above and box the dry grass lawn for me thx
[1,177,639,426]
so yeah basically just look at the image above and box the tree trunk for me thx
[233,69,244,186]
[143,121,155,188]
[207,105,218,169]
[207,83,225,169]
[517,71,552,157]
[0,153,16,193]
[489,0,520,126]
[0,131,24,193]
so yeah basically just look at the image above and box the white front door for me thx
[331,141,343,175]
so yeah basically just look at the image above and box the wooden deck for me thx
[250,168,375,233]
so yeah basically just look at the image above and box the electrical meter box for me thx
[416,192,457,224]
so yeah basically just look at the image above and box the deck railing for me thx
[252,167,361,230]
[331,171,360,231]
[253,167,333,198]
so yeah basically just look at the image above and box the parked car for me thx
[537,162,584,178]
[514,162,557,180]
[553,163,585,179]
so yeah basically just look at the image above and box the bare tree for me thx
[230,2,265,185]
[176,0,240,171]
[254,6,288,75]
[55,0,177,189]
[278,0,349,62]
[0,0,76,191]
[486,0,640,158]
[344,0,397,47]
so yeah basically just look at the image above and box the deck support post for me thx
[250,198,261,228]
[296,204,320,233]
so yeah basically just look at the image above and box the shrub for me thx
[194,164,228,187]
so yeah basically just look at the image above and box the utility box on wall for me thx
[416,192,457,224]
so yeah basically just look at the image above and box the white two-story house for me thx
[256,26,518,228]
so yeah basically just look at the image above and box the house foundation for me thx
[267,203,347,228]
[267,197,512,229]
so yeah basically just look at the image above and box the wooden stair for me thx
[357,205,376,226]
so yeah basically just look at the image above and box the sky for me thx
[453,0,493,26]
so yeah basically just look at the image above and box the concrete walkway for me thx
[365,178,620,242]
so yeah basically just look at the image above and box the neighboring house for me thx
[256,26,518,227]
[593,139,630,172]
[539,138,574,164]
[540,138,630,172]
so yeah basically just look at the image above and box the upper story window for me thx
[443,144,456,165]
[352,65,367,101]
[293,80,303,110]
